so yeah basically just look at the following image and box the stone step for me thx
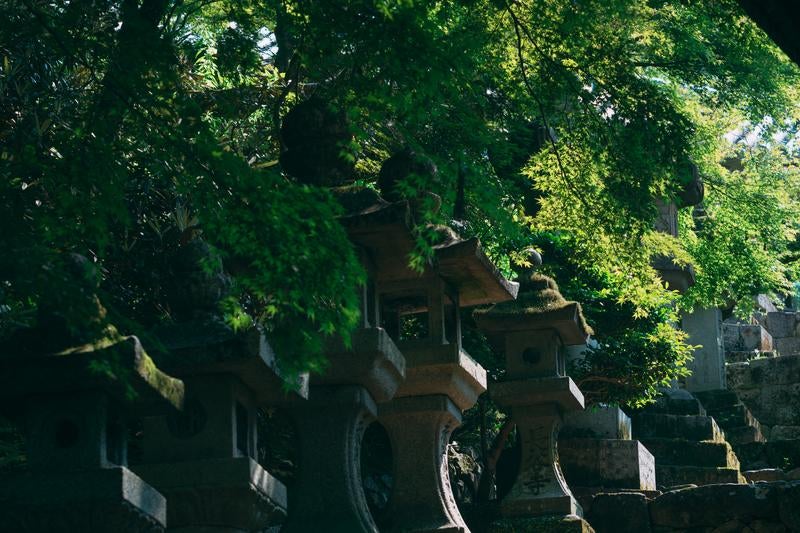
[734,439,800,472]
[694,389,740,410]
[706,403,758,429]
[655,465,744,488]
[639,439,739,469]
[638,396,706,416]
[632,413,724,442]
[724,424,766,445]
[725,350,776,363]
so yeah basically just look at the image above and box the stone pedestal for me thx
[135,322,304,532]
[284,328,405,533]
[562,405,631,440]
[0,336,184,532]
[560,402,655,498]
[380,395,466,533]
[682,308,726,392]
[558,439,656,491]
[492,378,585,518]
[379,345,487,533]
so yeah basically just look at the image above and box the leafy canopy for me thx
[2,0,800,402]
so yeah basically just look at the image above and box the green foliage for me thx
[534,232,693,407]
[2,0,800,403]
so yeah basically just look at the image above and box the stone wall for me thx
[727,354,800,440]
[585,482,800,533]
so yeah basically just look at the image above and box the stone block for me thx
[756,295,779,314]
[586,492,651,533]
[743,469,786,483]
[767,312,797,338]
[655,465,743,487]
[0,466,166,532]
[770,426,800,441]
[649,484,779,529]
[394,343,487,411]
[134,456,286,531]
[725,425,767,445]
[723,324,773,352]
[489,514,594,533]
[639,439,738,468]
[632,413,723,442]
[727,351,758,363]
[750,354,800,385]
[727,362,752,389]
[682,308,726,392]
[776,337,800,356]
[559,439,656,491]
[562,405,631,440]
[317,327,405,402]
[777,481,800,532]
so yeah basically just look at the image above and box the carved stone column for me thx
[492,379,584,517]
[379,395,465,533]
[378,342,487,533]
[284,328,405,533]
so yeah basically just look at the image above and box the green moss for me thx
[474,273,593,335]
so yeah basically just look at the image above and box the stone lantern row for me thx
[0,189,640,532]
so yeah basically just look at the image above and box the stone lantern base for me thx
[0,466,166,532]
[134,456,286,531]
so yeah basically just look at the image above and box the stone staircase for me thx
[631,389,745,488]
[694,389,766,446]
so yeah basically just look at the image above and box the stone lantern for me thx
[339,191,519,533]
[0,336,184,532]
[283,240,406,532]
[475,272,590,529]
[133,239,307,531]
[134,322,305,531]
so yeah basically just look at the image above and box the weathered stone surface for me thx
[649,484,779,529]
[0,335,184,416]
[559,439,656,490]
[776,336,800,356]
[770,425,800,441]
[637,388,706,416]
[727,355,800,428]
[766,311,798,339]
[735,440,800,472]
[284,386,380,533]
[135,457,285,530]
[744,469,786,483]
[378,395,468,533]
[586,492,651,533]
[777,481,800,531]
[639,439,739,469]
[655,465,743,487]
[632,413,723,442]
[393,343,487,411]
[489,514,594,533]
[724,323,774,352]
[317,327,405,403]
[0,466,166,532]
[562,405,631,440]
[682,308,726,392]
